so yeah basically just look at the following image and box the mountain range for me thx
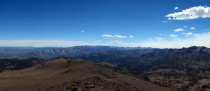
[0,46,146,59]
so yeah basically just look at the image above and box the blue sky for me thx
[0,0,210,48]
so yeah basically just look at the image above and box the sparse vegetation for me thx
[0,57,173,91]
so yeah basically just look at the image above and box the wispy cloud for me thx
[115,35,126,38]
[184,26,188,28]
[166,6,210,20]
[139,33,210,48]
[182,32,193,36]
[194,34,199,37]
[129,35,134,38]
[191,27,195,29]
[174,28,184,32]
[93,41,97,44]
[102,34,126,38]
[81,30,84,33]
[110,40,123,44]
[0,40,94,47]
[154,37,163,40]
[1,33,210,48]
[203,29,210,30]
[162,21,167,23]
[102,34,113,38]
[174,7,179,10]
[170,34,178,37]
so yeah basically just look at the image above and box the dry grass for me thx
[0,57,174,91]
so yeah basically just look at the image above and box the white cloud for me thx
[170,34,178,37]
[81,30,84,33]
[129,35,134,38]
[102,34,126,38]
[184,26,188,28]
[174,7,179,10]
[166,6,210,20]
[162,21,167,23]
[114,35,126,38]
[191,27,195,29]
[182,32,193,36]
[174,28,184,32]
[102,34,113,38]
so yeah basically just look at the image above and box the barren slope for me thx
[0,57,174,91]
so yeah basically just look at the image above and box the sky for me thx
[0,0,210,48]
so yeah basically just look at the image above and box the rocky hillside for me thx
[77,46,210,90]
[0,57,173,91]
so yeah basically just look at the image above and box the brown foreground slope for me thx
[0,57,174,91]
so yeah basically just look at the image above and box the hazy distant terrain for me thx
[0,46,146,59]
[0,47,56,59]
